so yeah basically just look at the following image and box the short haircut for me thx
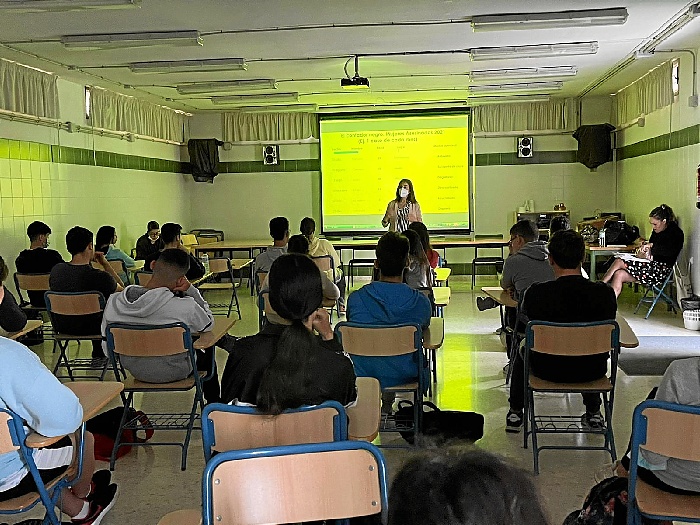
[160,223,182,244]
[510,219,539,243]
[269,217,290,241]
[300,217,315,237]
[287,234,310,255]
[548,230,585,269]
[65,226,93,255]
[27,221,51,241]
[147,221,159,232]
[376,231,409,277]
[95,225,116,250]
[153,248,190,279]
[549,215,571,234]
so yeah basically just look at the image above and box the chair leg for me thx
[602,393,617,462]
[110,398,133,471]
[233,286,241,320]
[528,390,540,474]
[471,262,475,289]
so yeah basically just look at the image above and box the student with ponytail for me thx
[220,254,356,413]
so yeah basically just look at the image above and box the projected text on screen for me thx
[320,114,470,234]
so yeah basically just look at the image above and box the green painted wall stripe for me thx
[617,124,700,161]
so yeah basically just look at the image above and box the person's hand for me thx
[93,252,108,266]
[505,286,515,299]
[310,308,333,340]
[172,276,191,293]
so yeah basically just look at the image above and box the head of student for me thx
[150,248,190,289]
[147,221,160,241]
[649,204,676,234]
[375,231,410,279]
[388,449,549,525]
[269,217,290,243]
[508,220,539,255]
[403,228,428,264]
[27,221,52,248]
[395,178,417,203]
[287,234,310,255]
[95,225,117,252]
[160,223,182,246]
[300,216,317,240]
[256,254,324,415]
[549,215,571,235]
[0,255,8,284]
[548,230,585,270]
[65,226,94,257]
[407,221,432,253]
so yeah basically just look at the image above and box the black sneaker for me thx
[73,483,118,525]
[477,296,498,311]
[505,410,523,433]
[581,411,605,430]
[87,470,111,502]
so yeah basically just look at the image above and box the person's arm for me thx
[381,201,394,228]
[0,285,28,332]
[500,257,515,292]
[113,248,136,268]
[175,280,215,332]
[413,202,423,223]
[134,236,148,260]
[321,273,340,301]
[187,253,206,280]
[94,252,124,289]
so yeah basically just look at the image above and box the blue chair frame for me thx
[201,401,348,462]
[202,441,388,525]
[634,267,678,319]
[627,399,700,524]
[0,408,85,525]
[335,321,425,447]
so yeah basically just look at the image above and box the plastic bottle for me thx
[598,229,606,247]
[200,253,210,273]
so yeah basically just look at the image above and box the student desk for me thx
[586,244,636,281]
[26,381,124,448]
[424,317,445,391]
[193,316,236,350]
[481,286,517,334]
[7,319,42,340]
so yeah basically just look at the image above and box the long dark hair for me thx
[395,178,417,204]
[403,229,431,284]
[95,225,116,252]
[389,449,550,525]
[649,204,677,224]
[407,221,433,254]
[300,217,316,239]
[256,254,323,415]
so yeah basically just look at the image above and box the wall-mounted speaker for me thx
[517,136,533,158]
[263,144,279,165]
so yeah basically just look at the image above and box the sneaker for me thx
[477,296,498,311]
[72,483,118,525]
[581,411,605,430]
[505,410,523,433]
[502,362,510,376]
[86,470,111,502]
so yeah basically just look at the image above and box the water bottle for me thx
[200,253,210,273]
[598,229,606,247]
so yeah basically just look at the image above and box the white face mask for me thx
[399,188,409,198]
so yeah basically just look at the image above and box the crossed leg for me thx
[600,258,636,297]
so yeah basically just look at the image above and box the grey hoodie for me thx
[102,285,214,383]
[500,241,555,300]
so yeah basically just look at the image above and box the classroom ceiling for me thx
[1,0,700,113]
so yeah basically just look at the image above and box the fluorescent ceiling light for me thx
[470,41,598,61]
[318,101,469,113]
[0,0,139,11]
[472,8,628,31]
[176,79,277,95]
[468,95,551,105]
[129,58,247,74]
[211,92,299,105]
[468,81,563,94]
[234,104,317,113]
[61,30,201,50]
[470,66,577,81]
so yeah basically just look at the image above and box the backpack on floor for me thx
[86,407,154,461]
[394,400,484,445]
[562,476,628,525]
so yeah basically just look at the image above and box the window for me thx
[672,59,680,97]
[85,86,91,120]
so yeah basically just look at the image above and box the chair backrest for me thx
[311,254,333,271]
[105,322,192,358]
[134,272,152,286]
[632,400,700,461]
[14,273,51,305]
[526,320,620,357]
[196,236,218,245]
[255,271,268,294]
[207,257,231,276]
[108,260,126,274]
[203,441,388,525]
[335,322,421,357]
[201,402,348,461]
[44,291,106,317]
[180,234,198,247]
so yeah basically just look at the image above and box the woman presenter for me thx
[381,178,422,232]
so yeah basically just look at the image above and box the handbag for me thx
[394,400,484,445]
[602,220,640,246]
[86,407,154,461]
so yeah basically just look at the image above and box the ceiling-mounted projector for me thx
[342,55,370,90]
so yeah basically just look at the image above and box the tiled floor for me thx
[9,275,690,525]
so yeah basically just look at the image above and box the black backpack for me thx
[562,476,628,525]
[603,220,640,246]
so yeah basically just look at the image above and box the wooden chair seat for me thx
[53,333,103,341]
[384,381,419,392]
[528,375,613,392]
[0,463,77,512]
[347,377,381,442]
[156,508,202,525]
[635,477,700,519]
[123,371,205,392]
[322,297,337,308]
[197,282,235,290]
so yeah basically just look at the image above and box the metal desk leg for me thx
[590,251,597,281]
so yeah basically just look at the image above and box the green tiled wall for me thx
[617,124,700,161]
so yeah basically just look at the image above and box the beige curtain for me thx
[222,112,318,142]
[612,60,673,126]
[473,99,570,133]
[90,87,190,143]
[0,59,59,118]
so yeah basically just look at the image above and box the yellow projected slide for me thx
[321,114,470,233]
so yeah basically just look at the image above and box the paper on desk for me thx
[605,244,628,248]
[615,252,649,263]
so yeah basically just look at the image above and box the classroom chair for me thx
[627,399,700,524]
[13,272,51,313]
[523,320,620,474]
[471,234,505,289]
[197,257,241,319]
[0,408,85,525]
[104,322,214,471]
[311,254,338,318]
[634,265,678,319]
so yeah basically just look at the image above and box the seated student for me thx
[549,215,589,279]
[347,231,432,396]
[0,337,118,525]
[403,228,432,289]
[49,227,123,359]
[15,220,65,308]
[506,230,617,433]
[95,225,136,284]
[389,449,549,525]
[0,255,27,335]
[102,249,229,404]
[407,221,440,269]
[300,216,347,311]
[144,222,205,282]
[221,253,356,409]
[134,220,164,260]
[254,217,289,273]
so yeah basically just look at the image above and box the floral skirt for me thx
[624,259,672,287]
